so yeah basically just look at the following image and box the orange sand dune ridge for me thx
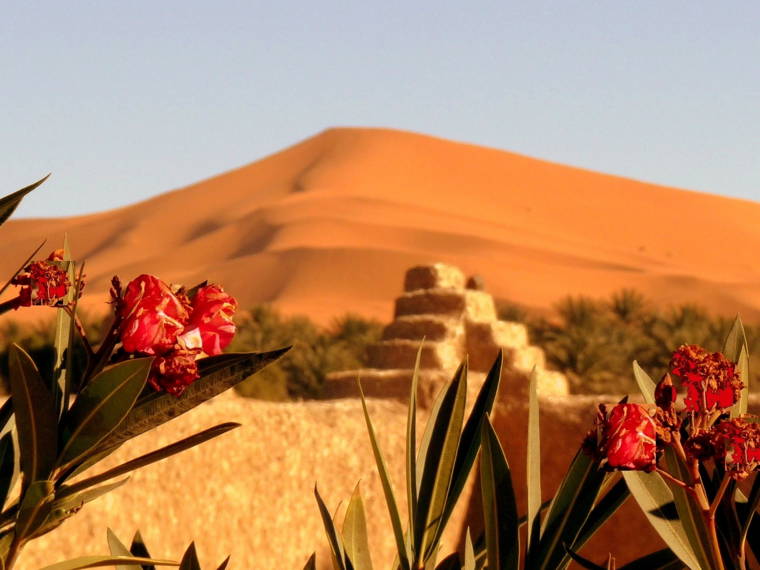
[2,127,759,325]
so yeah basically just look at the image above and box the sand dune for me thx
[2,127,760,325]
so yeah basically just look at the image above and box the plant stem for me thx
[654,467,688,489]
[709,475,731,518]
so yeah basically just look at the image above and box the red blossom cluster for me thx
[670,344,742,412]
[117,274,237,397]
[589,344,759,480]
[9,250,71,308]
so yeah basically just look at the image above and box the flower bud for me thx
[655,374,677,410]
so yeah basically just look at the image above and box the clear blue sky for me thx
[3,1,759,218]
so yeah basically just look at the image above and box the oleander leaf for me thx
[480,417,519,570]
[55,423,239,500]
[661,447,721,569]
[358,380,409,570]
[414,362,466,563]
[302,553,317,570]
[40,556,177,570]
[178,543,201,570]
[52,238,77,418]
[526,366,541,551]
[9,344,58,491]
[315,485,348,570]
[440,350,503,534]
[622,470,699,569]
[57,358,152,468]
[99,349,289,449]
[406,341,423,534]
[532,448,606,569]
[0,434,14,509]
[343,483,373,570]
[0,174,49,226]
[632,361,656,405]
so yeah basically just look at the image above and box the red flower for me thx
[186,284,237,356]
[10,249,70,307]
[669,345,742,412]
[119,275,190,355]
[595,403,658,471]
[708,418,760,480]
[148,349,200,397]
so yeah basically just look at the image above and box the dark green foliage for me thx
[229,306,382,400]
[498,290,760,394]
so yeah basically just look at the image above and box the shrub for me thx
[499,291,760,394]
[229,307,382,400]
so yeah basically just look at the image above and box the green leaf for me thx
[343,483,373,570]
[54,477,130,514]
[533,448,606,570]
[526,366,541,551]
[722,315,746,361]
[732,346,749,419]
[60,445,122,484]
[358,381,409,570]
[463,528,475,570]
[130,530,155,570]
[314,485,348,570]
[16,479,54,542]
[107,527,141,570]
[57,358,152,468]
[661,447,721,569]
[480,417,519,570]
[8,344,58,490]
[573,475,630,553]
[439,350,503,534]
[39,556,178,570]
[178,543,201,570]
[99,349,289,450]
[303,553,317,570]
[414,362,467,563]
[0,434,15,509]
[722,316,750,418]
[632,360,656,405]
[215,557,230,570]
[618,548,684,569]
[52,237,77,419]
[622,470,699,569]
[56,423,239,500]
[0,174,49,227]
[406,341,423,535]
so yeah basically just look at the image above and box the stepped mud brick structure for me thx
[325,263,568,405]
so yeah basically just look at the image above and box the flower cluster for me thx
[589,344,758,480]
[670,344,742,412]
[9,249,71,308]
[117,274,237,396]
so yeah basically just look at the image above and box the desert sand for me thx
[2,127,760,326]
